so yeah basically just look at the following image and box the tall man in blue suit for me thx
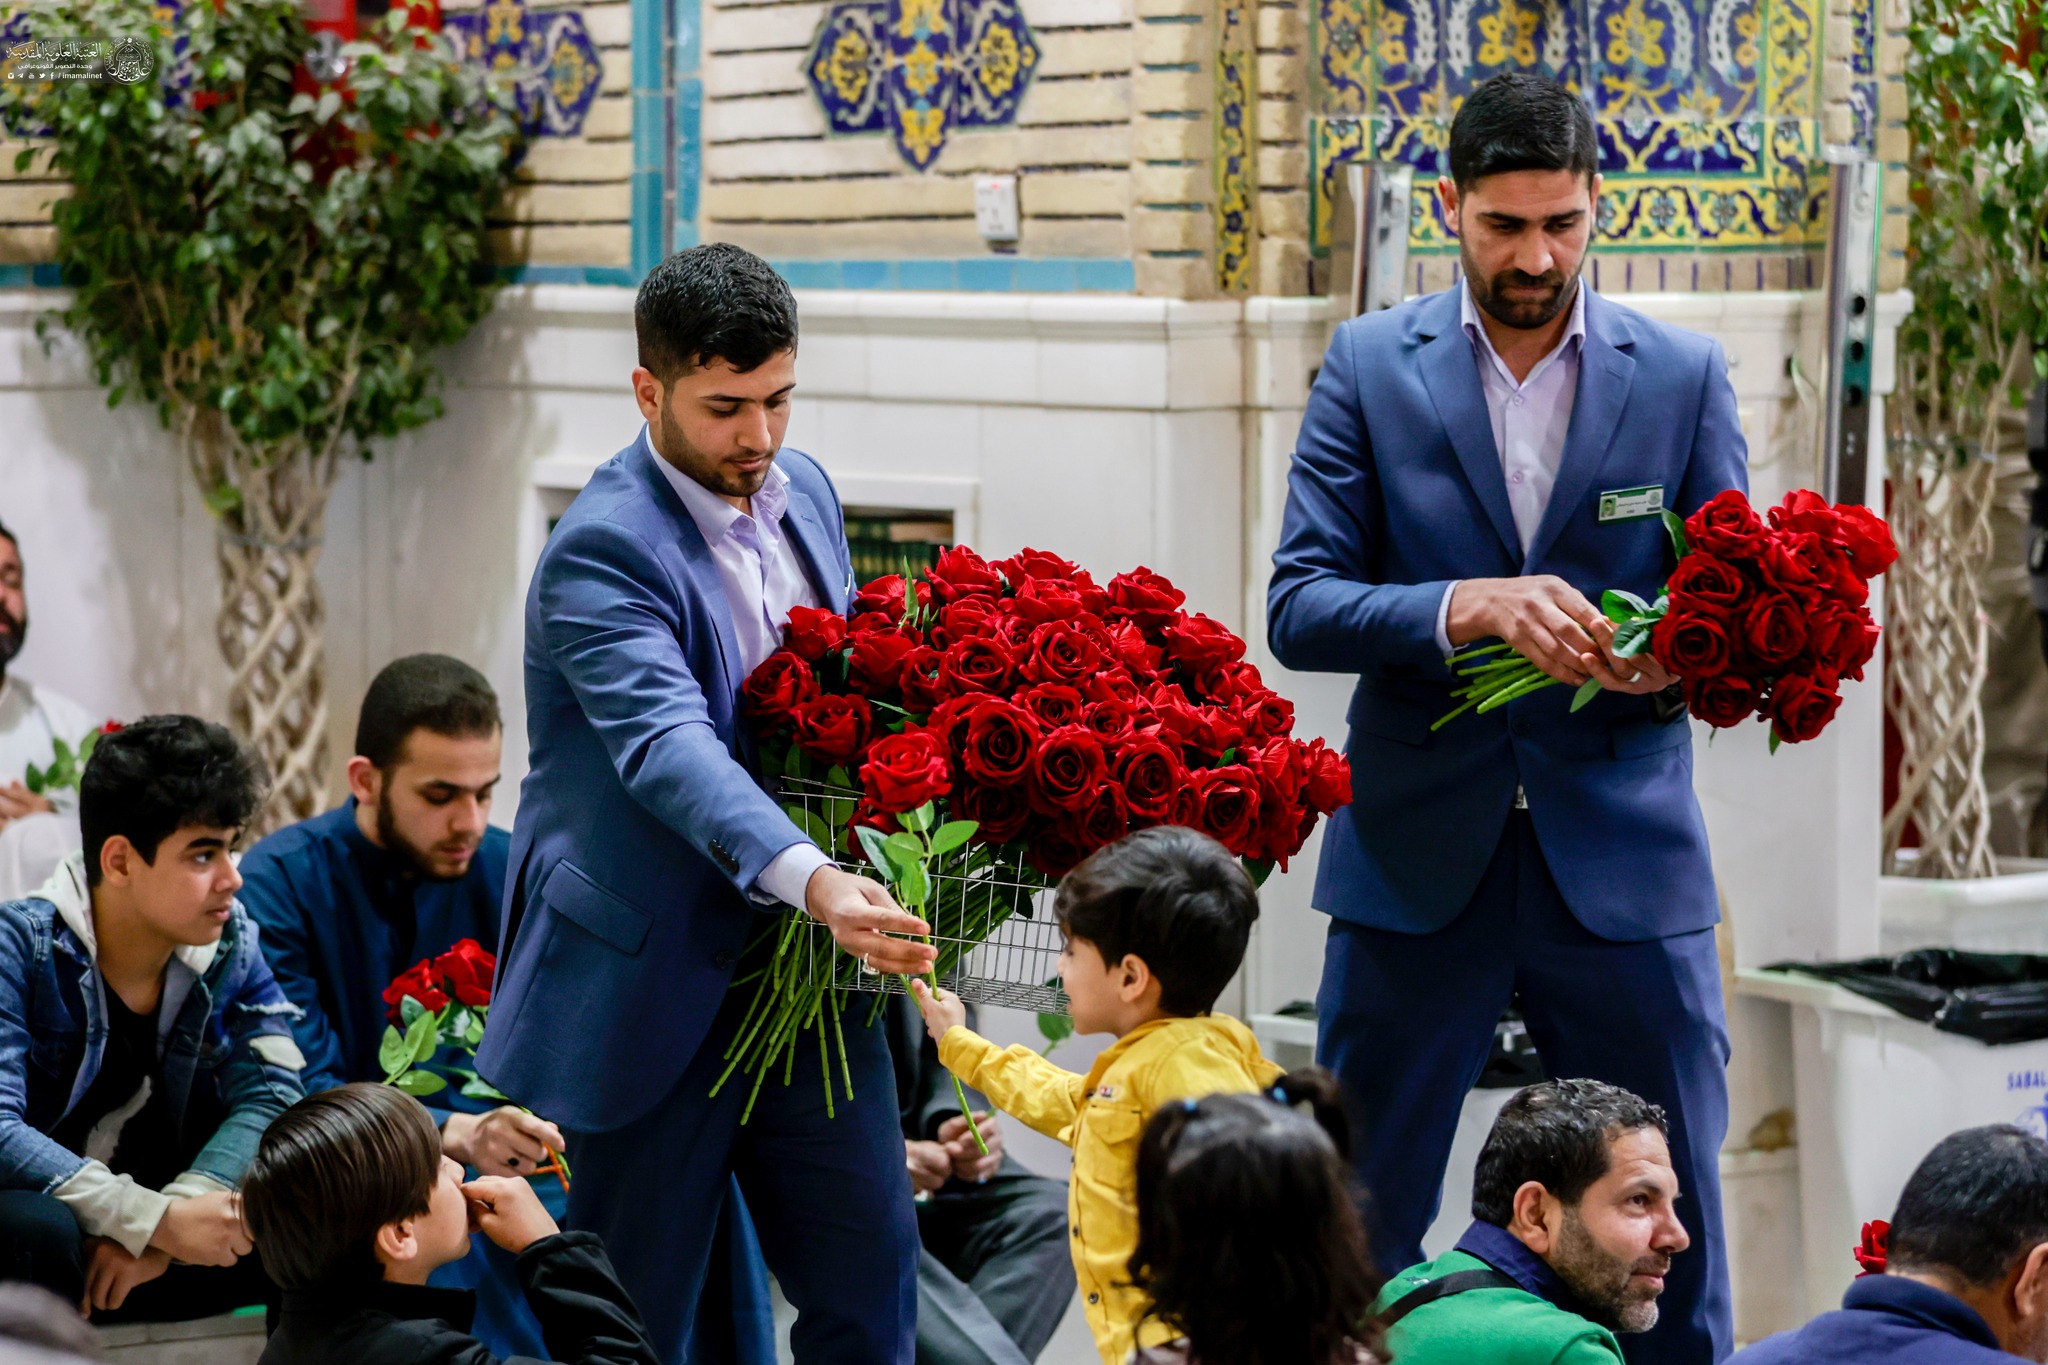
[476,243,936,1364]
[1268,74,1746,1363]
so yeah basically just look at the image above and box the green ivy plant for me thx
[0,1,519,825]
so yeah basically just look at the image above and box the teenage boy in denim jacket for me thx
[0,715,306,1320]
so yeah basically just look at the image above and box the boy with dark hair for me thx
[910,824,1282,1365]
[0,715,304,1319]
[1374,1079,1691,1365]
[1733,1125,2048,1364]
[244,1083,659,1365]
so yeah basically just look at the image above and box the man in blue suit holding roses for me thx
[1269,75,1747,1362]
[477,244,934,1365]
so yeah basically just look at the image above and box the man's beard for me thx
[1550,1208,1671,1335]
[0,603,23,672]
[374,787,469,884]
[1464,245,1580,331]
[654,400,770,501]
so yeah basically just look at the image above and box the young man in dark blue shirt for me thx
[1735,1125,2048,1365]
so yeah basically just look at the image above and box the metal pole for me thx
[1819,151,1882,506]
[1328,161,1414,317]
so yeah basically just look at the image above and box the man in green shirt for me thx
[1372,1080,1693,1365]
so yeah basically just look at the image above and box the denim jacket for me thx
[0,854,306,1254]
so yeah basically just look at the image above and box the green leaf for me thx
[404,1010,439,1066]
[394,1069,446,1097]
[378,1025,410,1078]
[897,860,931,909]
[781,742,805,780]
[1662,509,1688,562]
[902,802,935,834]
[825,765,853,789]
[1769,729,1783,755]
[855,824,897,879]
[783,802,834,852]
[460,1076,512,1102]
[927,821,978,858]
[464,1015,484,1047]
[23,764,47,796]
[883,831,925,865]
[1037,1009,1074,1056]
[400,994,425,1029]
[1611,619,1655,658]
[1241,857,1275,887]
[1600,589,1652,622]
[1569,678,1604,712]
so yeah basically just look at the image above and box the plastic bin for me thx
[1881,857,2048,955]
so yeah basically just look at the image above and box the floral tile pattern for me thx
[444,0,605,138]
[805,0,1040,171]
[1308,0,1853,254]
[1215,0,1256,292]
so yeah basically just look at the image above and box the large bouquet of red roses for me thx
[1438,489,1895,749]
[721,546,1351,1121]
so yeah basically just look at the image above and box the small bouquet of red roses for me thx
[24,719,123,797]
[380,938,569,1189]
[1436,490,1895,750]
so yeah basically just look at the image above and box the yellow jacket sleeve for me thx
[938,1026,1089,1147]
[1133,1038,1286,1111]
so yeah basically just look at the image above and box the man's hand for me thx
[1580,617,1678,695]
[0,780,53,833]
[464,1175,560,1255]
[938,1111,1003,1183]
[806,866,935,975]
[908,979,967,1042]
[442,1107,567,1178]
[84,1239,170,1314]
[905,1140,952,1194]
[147,1190,251,1267]
[1446,576,1606,686]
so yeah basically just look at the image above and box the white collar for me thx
[1459,275,1589,379]
[34,851,221,976]
[642,426,791,548]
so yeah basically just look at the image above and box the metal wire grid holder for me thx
[777,777,1071,1014]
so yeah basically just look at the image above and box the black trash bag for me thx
[1766,950,2048,1046]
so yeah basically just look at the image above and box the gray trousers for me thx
[914,1158,1074,1365]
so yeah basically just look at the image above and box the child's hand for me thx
[463,1175,560,1255]
[909,978,966,1041]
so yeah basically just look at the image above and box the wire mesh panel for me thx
[778,777,1070,1014]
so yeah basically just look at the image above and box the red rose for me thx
[852,574,909,621]
[1768,488,1838,539]
[844,801,902,858]
[1150,694,1247,761]
[1685,489,1767,558]
[1106,566,1186,629]
[961,699,1044,785]
[1029,725,1109,816]
[1807,605,1880,682]
[860,730,953,814]
[1023,621,1105,685]
[1739,593,1809,668]
[1194,660,1265,704]
[1010,576,1093,625]
[432,938,495,1008]
[1117,737,1186,823]
[846,611,902,637]
[1770,672,1843,744]
[926,546,1006,603]
[848,630,918,692]
[1085,672,1143,707]
[793,694,873,765]
[1026,817,1093,879]
[1650,610,1733,680]
[1246,738,1306,807]
[741,650,820,728]
[1666,553,1752,610]
[1193,763,1261,853]
[1302,740,1352,814]
[897,646,946,713]
[995,547,1085,585]
[383,960,449,1023]
[1103,621,1165,680]
[1083,697,1139,748]
[1020,684,1086,729]
[1248,793,1316,868]
[1683,674,1758,729]
[783,605,848,662]
[1854,1221,1890,1277]
[1235,689,1296,742]
[1077,783,1130,850]
[1163,612,1247,673]
[99,719,124,735]
[938,639,1016,697]
[955,779,1033,844]
[1833,505,1897,579]
[933,598,1003,647]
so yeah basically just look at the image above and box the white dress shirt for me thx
[1433,280,1590,654]
[646,427,834,908]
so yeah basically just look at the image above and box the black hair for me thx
[354,654,501,771]
[1471,1078,1669,1225]
[634,242,798,384]
[0,519,14,549]
[79,715,267,888]
[1448,72,1598,189]
[1054,824,1259,1016]
[1131,1068,1383,1365]
[242,1084,444,1289]
[1888,1125,2048,1287]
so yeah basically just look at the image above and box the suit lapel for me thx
[628,436,746,700]
[1524,293,1636,570]
[781,482,851,614]
[1418,314,1523,567]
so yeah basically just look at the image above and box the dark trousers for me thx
[1317,811,1733,1364]
[0,1190,273,1324]
[914,1159,1073,1365]
[567,981,919,1365]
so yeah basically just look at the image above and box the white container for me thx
[1738,968,2048,1321]
[1880,856,2048,955]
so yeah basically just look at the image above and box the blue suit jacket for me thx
[476,437,855,1132]
[1268,286,1747,942]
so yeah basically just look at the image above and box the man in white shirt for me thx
[0,522,98,826]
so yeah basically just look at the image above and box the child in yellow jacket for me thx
[911,825,1284,1365]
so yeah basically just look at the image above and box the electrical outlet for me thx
[973,175,1020,244]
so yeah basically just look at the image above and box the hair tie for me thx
[1180,1098,1199,1113]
